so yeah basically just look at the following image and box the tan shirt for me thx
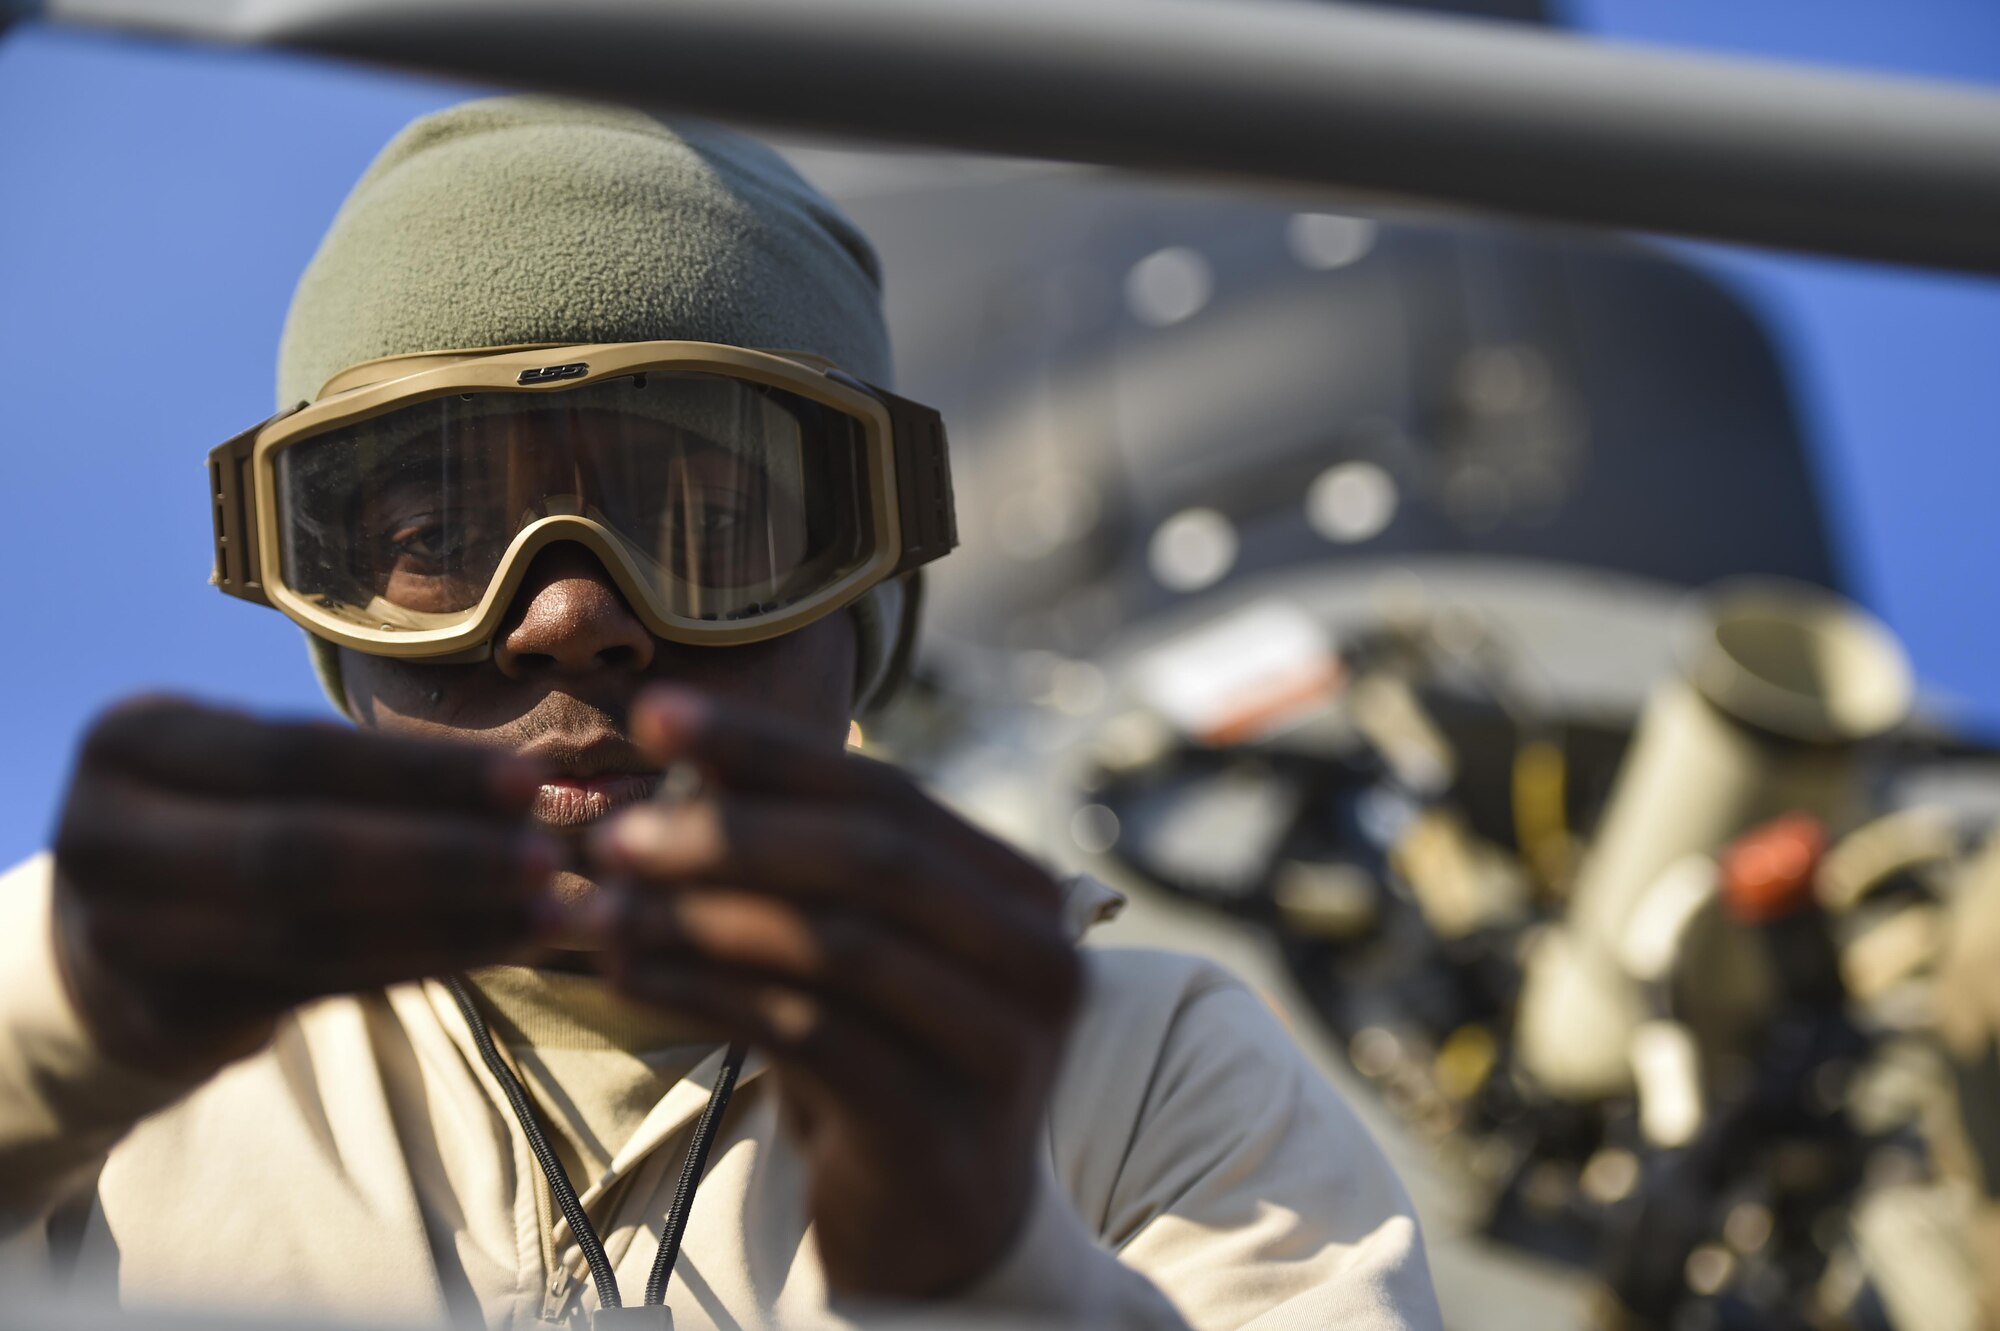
[0,853,1441,1329]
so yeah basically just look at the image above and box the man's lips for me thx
[515,735,661,828]
[533,772,660,828]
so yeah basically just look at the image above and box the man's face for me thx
[337,541,857,917]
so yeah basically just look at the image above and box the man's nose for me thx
[491,544,656,680]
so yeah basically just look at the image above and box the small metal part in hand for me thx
[655,760,705,807]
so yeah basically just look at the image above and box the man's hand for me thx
[51,697,559,1077]
[583,687,1083,1300]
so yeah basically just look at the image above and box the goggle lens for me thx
[272,372,876,636]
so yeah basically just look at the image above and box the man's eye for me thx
[387,520,461,567]
[681,494,755,539]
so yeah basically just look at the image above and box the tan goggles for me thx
[208,343,956,657]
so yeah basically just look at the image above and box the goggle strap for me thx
[208,404,301,608]
[876,386,959,576]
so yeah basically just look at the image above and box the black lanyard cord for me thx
[445,976,746,1311]
[447,976,623,1306]
[646,1042,746,1305]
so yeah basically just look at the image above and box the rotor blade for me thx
[37,0,2000,275]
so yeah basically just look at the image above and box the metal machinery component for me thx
[975,571,1991,1329]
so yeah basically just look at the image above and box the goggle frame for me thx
[208,341,956,660]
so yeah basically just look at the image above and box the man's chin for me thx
[532,866,604,961]
[534,949,600,976]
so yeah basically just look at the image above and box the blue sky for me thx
[2,3,1998,865]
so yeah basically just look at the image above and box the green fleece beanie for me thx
[279,96,907,715]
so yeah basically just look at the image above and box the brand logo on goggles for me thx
[518,362,589,385]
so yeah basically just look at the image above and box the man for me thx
[0,98,1441,1329]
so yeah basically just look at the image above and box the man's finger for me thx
[629,687,903,805]
[597,889,1038,1089]
[80,697,543,816]
[590,800,1078,1016]
[59,777,558,911]
[628,688,1055,903]
[606,960,942,1137]
[82,901,553,997]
